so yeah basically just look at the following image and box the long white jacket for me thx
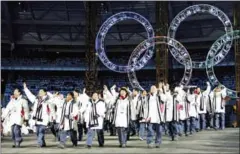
[24,87,52,126]
[147,92,166,124]
[178,88,187,121]
[197,85,211,114]
[2,95,29,127]
[165,91,173,122]
[59,99,78,131]
[210,88,227,113]
[187,94,198,118]
[84,99,106,129]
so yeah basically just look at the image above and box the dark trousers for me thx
[50,122,60,141]
[109,123,116,136]
[86,129,104,146]
[199,114,206,130]
[11,124,22,146]
[206,112,214,128]
[146,123,163,145]
[130,120,138,135]
[169,121,178,140]
[36,124,46,147]
[214,113,225,130]
[59,129,78,146]
[117,127,128,145]
[77,123,83,141]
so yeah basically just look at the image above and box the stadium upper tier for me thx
[1,53,235,71]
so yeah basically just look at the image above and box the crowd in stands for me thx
[1,57,156,69]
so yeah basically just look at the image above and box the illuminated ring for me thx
[128,36,192,90]
[95,11,155,73]
[206,30,240,98]
[168,4,233,69]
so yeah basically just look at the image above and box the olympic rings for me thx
[168,4,233,69]
[206,30,240,98]
[127,36,192,91]
[95,11,155,73]
[95,4,239,98]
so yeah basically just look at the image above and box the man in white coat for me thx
[197,82,211,130]
[73,89,89,142]
[48,91,65,142]
[23,82,52,148]
[58,92,79,149]
[129,88,141,136]
[177,85,187,136]
[146,85,166,148]
[84,92,106,148]
[168,86,180,141]
[186,87,198,135]
[138,90,148,141]
[103,85,116,136]
[210,85,227,130]
[1,88,29,148]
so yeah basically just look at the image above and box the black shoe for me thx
[12,145,16,148]
[86,145,91,149]
[99,144,104,147]
[72,144,77,147]
[119,145,122,147]
[185,134,189,137]
[130,133,136,136]
[156,145,160,148]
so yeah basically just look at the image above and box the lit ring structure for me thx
[206,30,240,98]
[168,4,233,69]
[95,11,155,73]
[128,36,193,90]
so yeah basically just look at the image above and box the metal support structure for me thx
[155,1,169,84]
[2,1,15,48]
[234,2,240,126]
[28,2,42,41]
[65,1,72,41]
[84,2,99,95]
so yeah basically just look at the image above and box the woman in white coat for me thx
[84,92,106,148]
[111,86,131,148]
[1,88,29,148]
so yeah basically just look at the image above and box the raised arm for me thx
[23,82,36,103]
[110,85,119,100]
[203,82,211,96]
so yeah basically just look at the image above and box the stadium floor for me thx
[1,128,239,154]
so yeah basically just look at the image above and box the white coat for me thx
[78,93,90,123]
[130,94,140,121]
[24,87,52,126]
[2,96,29,126]
[113,97,130,128]
[187,94,198,118]
[198,85,211,114]
[147,92,166,124]
[210,88,227,113]
[59,99,78,131]
[85,99,106,129]
[165,91,173,122]
[178,89,187,121]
